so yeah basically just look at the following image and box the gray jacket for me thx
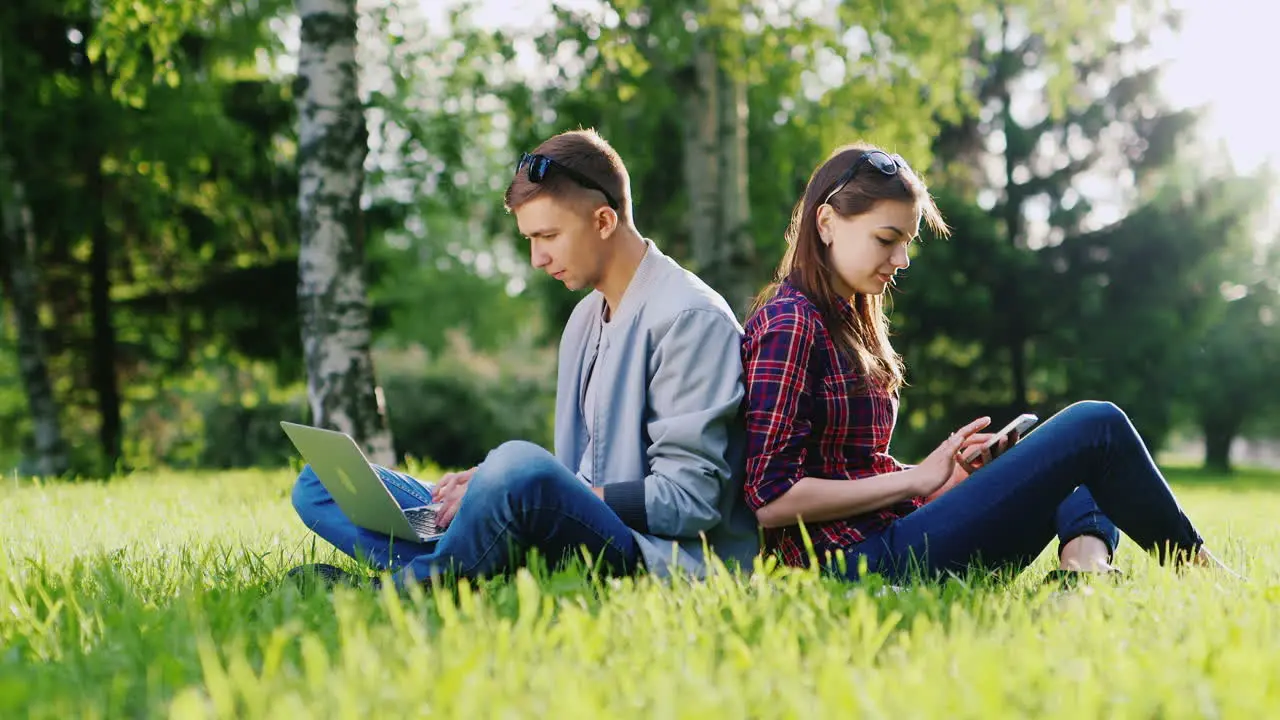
[554,240,760,577]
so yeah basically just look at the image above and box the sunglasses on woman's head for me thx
[515,152,620,210]
[823,150,910,205]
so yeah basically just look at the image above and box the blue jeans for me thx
[828,401,1204,582]
[291,440,641,587]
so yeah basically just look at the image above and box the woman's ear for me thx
[816,204,833,246]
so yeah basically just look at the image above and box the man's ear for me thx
[595,205,619,238]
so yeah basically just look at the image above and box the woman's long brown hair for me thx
[752,143,949,394]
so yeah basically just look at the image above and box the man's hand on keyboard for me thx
[435,467,476,530]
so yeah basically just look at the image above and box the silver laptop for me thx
[281,421,443,543]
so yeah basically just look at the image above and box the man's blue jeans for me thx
[828,401,1204,582]
[292,440,641,587]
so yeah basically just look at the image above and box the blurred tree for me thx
[364,0,987,346]
[892,0,1200,454]
[3,0,1271,475]
[1188,271,1280,473]
[528,0,979,317]
[1178,200,1280,472]
[1036,158,1269,452]
[0,0,304,475]
[673,0,755,315]
[294,0,395,466]
[359,0,539,355]
[0,43,70,477]
[889,189,1022,455]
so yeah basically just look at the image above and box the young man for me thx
[287,129,759,588]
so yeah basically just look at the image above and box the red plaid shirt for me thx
[742,282,921,566]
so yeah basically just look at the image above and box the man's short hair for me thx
[504,129,632,223]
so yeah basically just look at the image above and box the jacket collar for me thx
[603,238,665,325]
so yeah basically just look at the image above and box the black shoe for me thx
[287,563,382,590]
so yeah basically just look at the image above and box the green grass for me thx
[2,464,1279,719]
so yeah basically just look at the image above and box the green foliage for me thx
[366,0,985,325]
[519,0,979,292]
[376,340,557,470]
[94,338,558,474]
[1,0,1278,474]
[0,467,1275,717]
[118,360,310,471]
[87,0,293,104]
[366,221,540,356]
[361,0,559,348]
[1180,223,1280,469]
[886,0,1271,460]
[0,0,300,472]
[0,332,45,473]
[1034,160,1269,452]
[890,189,1036,457]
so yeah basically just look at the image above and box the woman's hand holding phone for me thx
[956,431,1017,474]
[957,413,1038,473]
[910,416,991,498]
[914,413,1037,502]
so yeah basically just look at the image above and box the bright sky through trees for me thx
[432,0,1277,174]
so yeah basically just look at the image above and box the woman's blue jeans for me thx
[828,401,1204,582]
[291,440,641,588]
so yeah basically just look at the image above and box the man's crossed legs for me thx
[289,441,640,589]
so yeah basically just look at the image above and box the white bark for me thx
[0,48,69,478]
[683,41,721,276]
[296,0,396,467]
[681,31,755,316]
[716,61,755,314]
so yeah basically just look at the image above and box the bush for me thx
[0,334,558,476]
[117,361,310,472]
[167,337,557,473]
[377,336,556,470]
[196,397,310,470]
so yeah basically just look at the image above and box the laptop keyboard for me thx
[405,504,442,538]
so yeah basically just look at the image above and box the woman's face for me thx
[817,199,919,297]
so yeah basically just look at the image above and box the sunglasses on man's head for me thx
[823,150,910,205]
[515,152,620,210]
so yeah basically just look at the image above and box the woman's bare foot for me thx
[1059,535,1115,573]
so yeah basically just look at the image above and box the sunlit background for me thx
[416,0,1280,253]
[1158,0,1279,175]
[442,0,1279,173]
[3,0,1279,479]
[1158,0,1280,237]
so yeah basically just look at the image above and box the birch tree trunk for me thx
[0,50,69,478]
[683,40,721,278]
[295,0,395,466]
[0,168,70,478]
[680,26,755,318]
[715,57,755,315]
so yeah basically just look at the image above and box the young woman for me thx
[741,143,1237,583]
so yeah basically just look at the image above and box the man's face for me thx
[515,195,610,292]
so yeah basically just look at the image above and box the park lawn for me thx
[2,464,1279,719]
